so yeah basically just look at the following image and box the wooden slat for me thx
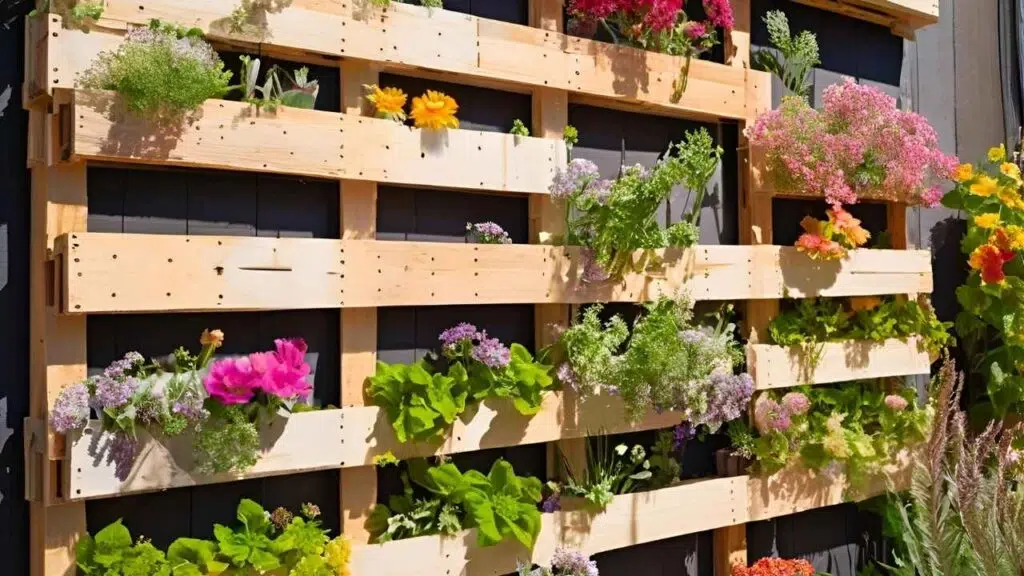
[347,476,748,576]
[746,448,917,521]
[51,0,765,121]
[58,393,682,500]
[791,0,937,35]
[714,525,747,576]
[59,89,564,195]
[55,234,935,313]
[747,338,931,389]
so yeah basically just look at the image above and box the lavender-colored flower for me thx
[673,422,695,451]
[466,221,512,244]
[696,371,754,431]
[103,351,145,380]
[135,389,164,425]
[884,394,909,411]
[107,433,138,481]
[541,492,561,513]
[550,547,599,576]
[94,375,137,409]
[586,178,613,204]
[780,391,810,416]
[172,387,209,422]
[753,396,790,434]
[679,329,710,345]
[472,334,511,369]
[556,363,579,391]
[50,382,90,433]
[550,159,601,200]
[439,323,480,349]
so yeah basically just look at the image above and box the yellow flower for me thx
[998,186,1024,210]
[363,84,407,123]
[953,163,974,182]
[1006,225,1024,250]
[990,144,1008,163]
[974,213,1002,229]
[1003,162,1023,182]
[325,536,351,576]
[971,175,998,197]
[200,329,224,348]
[411,90,459,130]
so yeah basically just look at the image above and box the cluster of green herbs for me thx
[768,296,952,362]
[751,10,820,99]
[235,55,320,112]
[77,499,350,576]
[563,129,721,278]
[728,382,932,487]
[367,343,554,444]
[31,0,104,29]
[554,295,746,423]
[367,458,543,549]
[553,429,682,510]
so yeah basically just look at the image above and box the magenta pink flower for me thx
[205,356,260,405]
[254,338,313,400]
[684,21,707,40]
[884,394,909,411]
[702,0,734,30]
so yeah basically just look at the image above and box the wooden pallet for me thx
[21,1,937,575]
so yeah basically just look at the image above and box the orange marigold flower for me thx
[970,243,1014,284]
[953,163,974,182]
[411,90,459,130]
[828,207,870,247]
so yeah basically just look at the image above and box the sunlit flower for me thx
[974,213,1002,229]
[848,296,883,312]
[989,144,1007,163]
[364,84,407,123]
[1006,225,1024,250]
[828,207,870,247]
[970,175,998,197]
[998,186,1024,209]
[1002,162,1022,183]
[969,243,1014,284]
[953,163,974,183]
[200,328,224,348]
[780,392,810,416]
[411,90,459,130]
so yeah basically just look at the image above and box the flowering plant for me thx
[942,145,1024,418]
[553,295,752,425]
[466,221,512,244]
[793,207,870,261]
[50,330,314,478]
[367,323,554,443]
[517,548,599,576]
[363,84,408,123]
[80,19,232,121]
[727,380,931,488]
[411,90,459,130]
[549,128,721,280]
[747,78,958,208]
[732,558,815,576]
[78,499,351,576]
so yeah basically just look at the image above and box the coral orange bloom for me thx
[799,215,822,235]
[828,207,870,247]
[970,244,1014,284]
[953,163,974,183]
[411,90,459,130]
[732,558,815,576]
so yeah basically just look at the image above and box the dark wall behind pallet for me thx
[0,1,996,575]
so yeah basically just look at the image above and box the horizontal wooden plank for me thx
[791,0,937,35]
[746,448,917,521]
[55,234,934,313]
[747,338,932,389]
[59,89,563,194]
[60,392,681,500]
[46,0,767,121]
[348,476,748,576]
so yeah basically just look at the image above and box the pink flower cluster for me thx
[204,339,312,405]
[753,392,810,435]
[568,0,732,34]
[747,78,958,208]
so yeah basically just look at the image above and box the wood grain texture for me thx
[61,89,564,195]
[55,234,934,313]
[58,392,681,500]
[747,338,932,389]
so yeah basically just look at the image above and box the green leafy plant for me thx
[80,19,232,121]
[233,55,320,111]
[751,10,820,98]
[31,0,104,29]
[555,296,752,425]
[550,129,721,279]
[76,520,170,575]
[367,324,554,444]
[510,119,530,137]
[368,458,543,548]
[563,125,579,154]
[558,435,654,510]
[729,381,932,489]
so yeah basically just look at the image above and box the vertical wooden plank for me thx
[887,202,909,250]
[339,60,378,545]
[714,524,747,575]
[953,0,1003,161]
[727,0,751,68]
[28,95,88,575]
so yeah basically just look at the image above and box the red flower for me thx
[732,558,815,576]
[970,243,1015,284]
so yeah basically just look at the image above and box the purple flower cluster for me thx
[550,159,611,201]
[438,323,512,370]
[50,382,90,433]
[753,397,792,434]
[556,363,579,391]
[103,351,145,379]
[541,492,561,513]
[466,221,512,245]
[673,421,695,451]
[781,392,810,416]
[107,432,138,482]
[94,375,137,410]
[550,548,599,576]
[696,371,754,431]
[172,386,208,421]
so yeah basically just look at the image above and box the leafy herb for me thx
[559,435,653,509]
[751,10,820,98]
[31,0,104,30]
[76,520,170,575]
[367,360,469,443]
[510,119,530,137]
[563,125,579,153]
[233,55,320,111]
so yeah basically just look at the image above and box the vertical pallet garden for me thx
[22,0,944,574]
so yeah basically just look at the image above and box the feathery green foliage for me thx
[751,10,820,98]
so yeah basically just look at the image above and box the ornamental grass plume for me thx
[747,78,958,208]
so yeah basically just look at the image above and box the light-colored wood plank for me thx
[791,0,937,35]
[60,89,564,195]
[348,476,748,576]
[714,525,747,576]
[888,202,909,249]
[55,234,936,313]
[57,0,757,121]
[746,448,917,521]
[58,393,682,500]
[747,337,931,389]
[726,0,751,68]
